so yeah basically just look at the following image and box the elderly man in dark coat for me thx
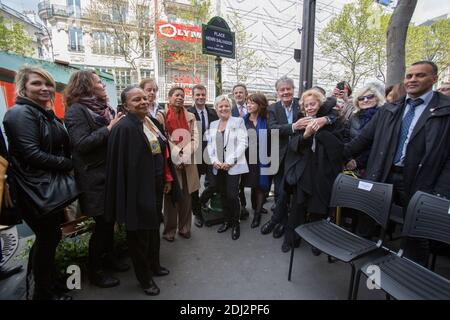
[345,61,450,266]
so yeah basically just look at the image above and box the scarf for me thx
[78,96,114,126]
[358,106,378,128]
[255,115,270,191]
[165,105,189,145]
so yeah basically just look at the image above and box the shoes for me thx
[260,220,277,235]
[261,208,268,214]
[217,222,231,233]
[163,235,175,242]
[194,214,204,228]
[0,265,23,281]
[152,266,170,277]
[179,231,191,239]
[89,270,120,288]
[103,256,130,272]
[232,224,240,240]
[251,212,261,229]
[240,208,249,220]
[281,238,301,253]
[311,246,322,256]
[143,279,160,296]
[272,223,285,239]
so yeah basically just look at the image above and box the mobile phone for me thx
[337,82,345,90]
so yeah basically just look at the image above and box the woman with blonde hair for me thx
[3,66,79,299]
[344,83,385,177]
[282,89,343,253]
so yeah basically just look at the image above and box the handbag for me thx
[0,155,22,225]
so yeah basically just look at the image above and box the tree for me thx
[318,0,388,88]
[386,0,417,87]
[0,17,34,56]
[157,0,211,81]
[85,0,152,71]
[223,10,268,84]
[406,18,450,78]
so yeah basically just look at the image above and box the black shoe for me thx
[152,266,170,277]
[273,223,285,239]
[89,270,120,288]
[260,220,277,235]
[251,213,261,229]
[217,222,231,233]
[281,240,291,253]
[0,265,23,281]
[261,208,268,214]
[194,214,204,228]
[103,256,130,273]
[232,224,240,240]
[240,208,249,220]
[143,279,160,296]
[311,246,322,256]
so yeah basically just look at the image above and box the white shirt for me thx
[195,106,209,129]
[237,103,248,117]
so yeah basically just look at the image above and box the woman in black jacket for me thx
[3,66,78,300]
[104,85,175,296]
[64,70,127,288]
[282,89,344,253]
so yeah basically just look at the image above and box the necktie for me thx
[239,105,244,117]
[393,98,424,164]
[200,110,206,135]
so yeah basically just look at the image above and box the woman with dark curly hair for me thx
[64,70,127,289]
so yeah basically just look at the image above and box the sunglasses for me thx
[358,94,375,102]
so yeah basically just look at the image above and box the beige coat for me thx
[156,107,200,194]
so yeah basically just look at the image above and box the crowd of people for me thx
[1,59,449,299]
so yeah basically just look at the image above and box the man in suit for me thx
[345,61,450,266]
[231,84,251,220]
[261,76,334,252]
[188,84,218,227]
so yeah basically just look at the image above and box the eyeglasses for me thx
[358,94,375,102]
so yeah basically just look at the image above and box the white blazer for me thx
[207,116,249,175]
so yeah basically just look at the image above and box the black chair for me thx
[352,191,450,300]
[288,173,393,299]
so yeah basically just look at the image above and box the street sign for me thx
[202,17,235,59]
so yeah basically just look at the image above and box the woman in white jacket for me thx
[206,95,249,240]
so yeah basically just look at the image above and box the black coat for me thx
[64,103,110,217]
[104,113,179,231]
[345,92,450,200]
[3,97,78,215]
[284,101,344,214]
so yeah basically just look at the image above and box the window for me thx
[140,35,151,59]
[140,69,154,80]
[92,32,112,55]
[115,68,131,96]
[67,0,81,18]
[112,2,128,22]
[68,27,83,52]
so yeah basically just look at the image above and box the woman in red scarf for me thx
[157,87,199,241]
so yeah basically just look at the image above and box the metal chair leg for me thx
[347,264,356,300]
[288,245,295,281]
[352,270,362,300]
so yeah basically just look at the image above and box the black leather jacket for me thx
[3,97,77,214]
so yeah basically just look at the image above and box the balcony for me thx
[38,2,88,20]
[163,0,196,16]
[68,44,84,53]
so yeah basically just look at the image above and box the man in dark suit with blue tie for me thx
[345,61,450,265]
[188,84,218,227]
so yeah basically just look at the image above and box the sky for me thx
[2,0,450,25]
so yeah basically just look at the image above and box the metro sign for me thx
[157,21,202,43]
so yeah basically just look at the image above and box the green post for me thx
[215,55,222,96]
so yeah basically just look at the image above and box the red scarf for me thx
[165,105,189,145]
